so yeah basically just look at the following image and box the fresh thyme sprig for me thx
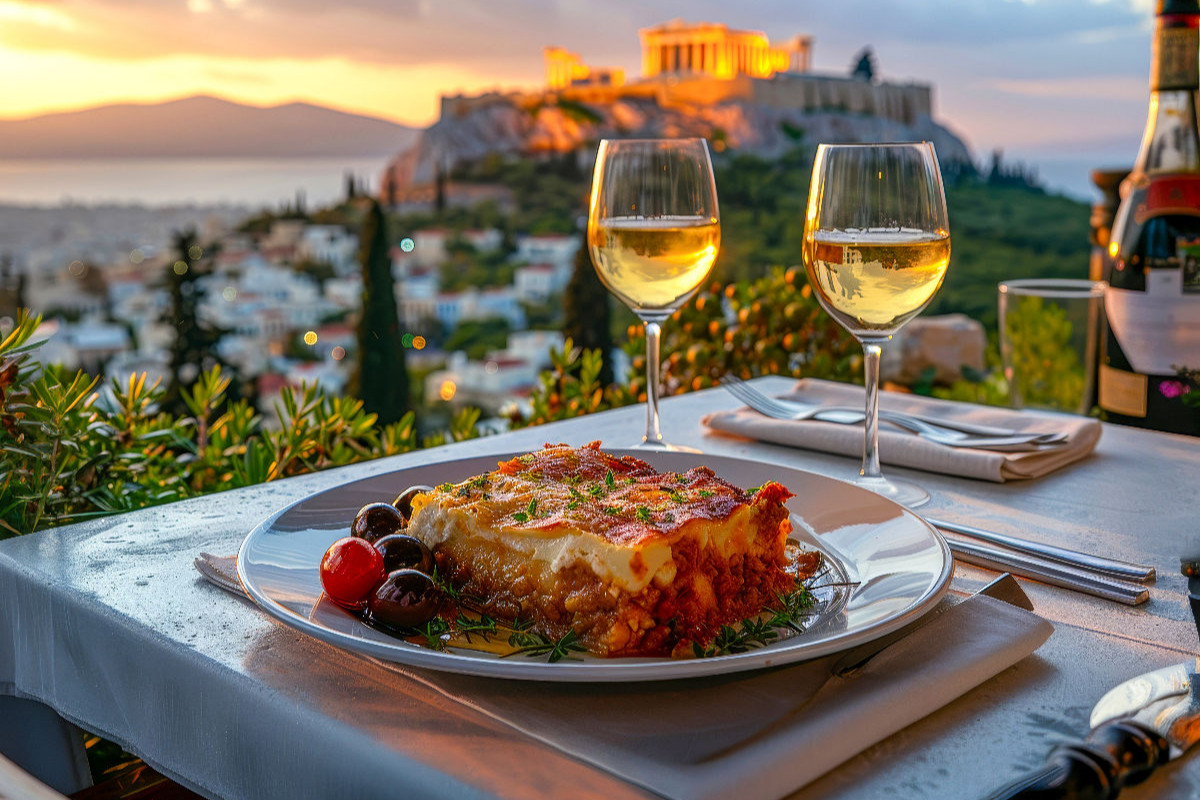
[416,616,451,651]
[692,578,821,658]
[454,612,498,643]
[502,627,587,663]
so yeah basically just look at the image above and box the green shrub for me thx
[0,311,480,537]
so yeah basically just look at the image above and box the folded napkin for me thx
[703,378,1102,482]
[197,555,1051,800]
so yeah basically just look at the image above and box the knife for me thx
[984,659,1200,799]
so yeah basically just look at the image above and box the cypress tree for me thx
[163,228,227,414]
[351,199,409,425]
[562,229,613,386]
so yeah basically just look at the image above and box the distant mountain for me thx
[0,96,421,159]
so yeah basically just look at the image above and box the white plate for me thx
[238,449,951,682]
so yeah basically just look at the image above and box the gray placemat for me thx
[199,554,1052,800]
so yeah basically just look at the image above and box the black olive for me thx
[392,485,432,522]
[351,502,405,543]
[373,534,433,575]
[367,569,440,630]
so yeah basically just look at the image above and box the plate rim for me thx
[237,448,952,682]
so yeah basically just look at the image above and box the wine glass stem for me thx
[861,339,885,481]
[643,318,665,447]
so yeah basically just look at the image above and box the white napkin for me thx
[703,378,1102,482]
[197,554,1051,800]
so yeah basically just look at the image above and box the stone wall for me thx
[752,74,932,127]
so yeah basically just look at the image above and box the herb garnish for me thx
[416,616,452,650]
[504,628,586,663]
[513,497,538,523]
[454,612,498,643]
[605,469,615,488]
[691,578,822,658]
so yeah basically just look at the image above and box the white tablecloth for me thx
[1,378,1198,799]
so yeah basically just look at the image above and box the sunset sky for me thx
[0,0,1162,189]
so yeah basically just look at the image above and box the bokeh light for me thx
[400,237,415,253]
[331,346,346,361]
[413,335,426,350]
[221,286,237,301]
[439,380,457,401]
[173,261,188,275]
[129,249,144,265]
[303,330,318,346]
[401,333,414,348]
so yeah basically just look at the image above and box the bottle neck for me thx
[1135,12,1200,175]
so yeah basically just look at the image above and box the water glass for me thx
[998,278,1106,415]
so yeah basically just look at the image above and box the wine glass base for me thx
[853,475,930,509]
[628,439,702,454]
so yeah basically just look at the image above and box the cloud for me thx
[202,65,274,85]
[0,0,564,66]
[0,0,1164,155]
[0,0,1152,77]
[987,75,1146,101]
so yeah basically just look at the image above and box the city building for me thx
[425,330,563,415]
[514,263,564,303]
[297,225,359,277]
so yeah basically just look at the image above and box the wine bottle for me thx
[1099,0,1200,436]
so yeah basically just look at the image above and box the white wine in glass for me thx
[588,139,720,450]
[802,142,950,507]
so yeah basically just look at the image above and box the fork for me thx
[720,377,1069,449]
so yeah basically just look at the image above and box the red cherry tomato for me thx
[320,537,386,609]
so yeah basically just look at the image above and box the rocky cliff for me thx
[382,92,973,196]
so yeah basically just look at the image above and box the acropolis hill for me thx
[381,20,972,205]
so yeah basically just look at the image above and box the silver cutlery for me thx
[944,536,1149,605]
[720,377,1069,449]
[720,375,1024,436]
[985,659,1198,798]
[928,517,1156,584]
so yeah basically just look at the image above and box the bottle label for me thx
[1099,365,1149,417]
[1152,15,1200,91]
[1105,284,1200,373]
[1134,176,1200,225]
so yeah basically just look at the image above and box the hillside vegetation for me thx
[433,147,1092,333]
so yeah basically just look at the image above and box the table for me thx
[2,376,1199,799]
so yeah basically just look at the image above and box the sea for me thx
[0,152,1113,217]
[0,156,393,209]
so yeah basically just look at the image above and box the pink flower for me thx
[1160,380,1186,399]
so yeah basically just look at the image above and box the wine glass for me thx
[802,142,950,507]
[588,138,720,450]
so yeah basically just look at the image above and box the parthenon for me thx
[516,19,933,129]
[639,20,811,80]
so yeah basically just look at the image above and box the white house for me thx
[514,263,566,303]
[298,225,359,277]
[514,234,579,270]
[432,287,525,331]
